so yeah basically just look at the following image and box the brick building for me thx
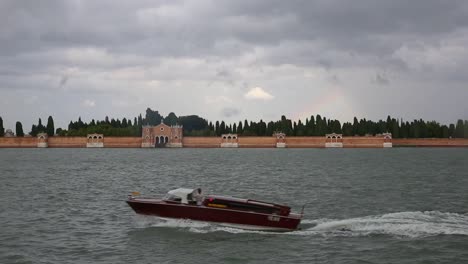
[141,121,183,148]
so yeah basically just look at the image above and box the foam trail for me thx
[308,211,468,238]
[133,211,468,238]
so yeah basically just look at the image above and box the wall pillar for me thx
[37,133,48,148]
[87,134,104,148]
[325,133,343,148]
[220,134,238,148]
[383,133,393,148]
[274,132,286,148]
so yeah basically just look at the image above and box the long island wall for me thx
[1,135,468,148]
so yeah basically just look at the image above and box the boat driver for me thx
[193,188,204,206]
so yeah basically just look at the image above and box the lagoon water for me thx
[0,148,467,263]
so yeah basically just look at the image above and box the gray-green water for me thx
[1,148,467,263]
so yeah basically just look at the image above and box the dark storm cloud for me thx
[374,73,390,86]
[221,107,241,118]
[1,0,468,129]
[3,0,468,59]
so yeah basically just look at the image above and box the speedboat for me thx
[126,188,303,231]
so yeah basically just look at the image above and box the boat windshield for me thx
[164,193,182,202]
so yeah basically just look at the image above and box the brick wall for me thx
[342,137,384,148]
[0,137,37,148]
[182,137,221,148]
[48,137,86,148]
[103,137,142,148]
[393,138,468,147]
[286,137,326,148]
[238,137,276,148]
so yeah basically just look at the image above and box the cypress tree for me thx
[352,117,358,136]
[215,121,220,136]
[243,120,249,134]
[46,116,55,136]
[37,118,46,133]
[30,125,38,137]
[220,121,226,134]
[464,120,468,139]
[16,121,24,137]
[441,125,449,138]
[448,124,455,138]
[455,119,464,138]
[0,116,4,137]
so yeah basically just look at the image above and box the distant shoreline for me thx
[1,136,467,148]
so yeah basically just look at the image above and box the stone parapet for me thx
[220,142,239,148]
[87,134,104,148]
[325,142,343,148]
[276,142,286,148]
[37,133,48,148]
[166,143,183,148]
[221,134,238,148]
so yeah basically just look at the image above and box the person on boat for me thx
[193,188,204,206]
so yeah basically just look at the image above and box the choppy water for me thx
[0,148,467,263]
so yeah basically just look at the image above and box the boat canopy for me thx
[166,188,196,204]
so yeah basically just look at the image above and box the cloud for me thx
[58,75,68,89]
[244,87,274,100]
[221,107,240,118]
[374,73,390,85]
[82,99,96,108]
[1,1,468,130]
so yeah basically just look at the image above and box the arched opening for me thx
[165,136,169,143]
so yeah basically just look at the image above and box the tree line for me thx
[1,109,468,138]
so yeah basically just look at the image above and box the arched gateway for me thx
[141,120,183,148]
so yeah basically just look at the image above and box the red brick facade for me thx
[141,123,183,147]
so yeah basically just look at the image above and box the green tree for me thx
[220,121,226,134]
[37,118,46,133]
[178,115,209,134]
[46,116,55,136]
[145,108,163,125]
[30,125,39,137]
[455,119,464,138]
[465,120,468,139]
[352,117,358,136]
[237,121,243,134]
[16,121,24,137]
[164,112,178,125]
[0,116,4,136]
[441,125,449,138]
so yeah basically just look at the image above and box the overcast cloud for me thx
[1,0,467,130]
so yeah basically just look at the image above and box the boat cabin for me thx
[163,188,292,216]
[164,188,198,204]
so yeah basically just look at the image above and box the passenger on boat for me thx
[193,188,204,205]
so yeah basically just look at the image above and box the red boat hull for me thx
[127,199,301,231]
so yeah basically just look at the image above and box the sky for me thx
[1,0,468,130]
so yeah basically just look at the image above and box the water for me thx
[0,148,467,263]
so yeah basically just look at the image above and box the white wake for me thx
[133,211,468,238]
